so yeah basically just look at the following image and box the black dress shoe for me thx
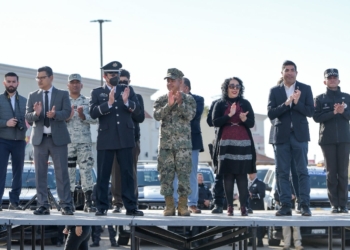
[61,207,74,215]
[33,206,50,215]
[126,209,144,216]
[301,205,312,216]
[339,207,349,213]
[111,242,119,247]
[95,209,107,216]
[112,206,122,213]
[90,242,100,247]
[275,206,292,216]
[211,205,223,214]
[8,203,23,210]
[331,206,339,213]
[247,208,253,214]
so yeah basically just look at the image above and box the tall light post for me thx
[90,19,111,86]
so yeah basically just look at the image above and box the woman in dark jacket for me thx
[212,77,256,216]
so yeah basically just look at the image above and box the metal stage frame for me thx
[0,210,349,250]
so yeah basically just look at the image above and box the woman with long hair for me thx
[212,77,256,216]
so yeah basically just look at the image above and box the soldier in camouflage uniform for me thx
[66,74,98,212]
[153,68,196,216]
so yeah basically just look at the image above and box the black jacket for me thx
[268,81,314,144]
[132,93,145,142]
[212,98,257,174]
[198,183,213,207]
[248,178,265,210]
[89,84,140,150]
[313,87,350,145]
[190,93,204,151]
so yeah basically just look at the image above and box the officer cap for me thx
[164,68,184,80]
[68,73,81,82]
[101,61,123,73]
[324,68,339,78]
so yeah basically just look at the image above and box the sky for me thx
[2,0,350,161]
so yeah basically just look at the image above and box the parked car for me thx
[264,166,350,246]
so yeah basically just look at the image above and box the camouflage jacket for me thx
[66,95,98,143]
[153,92,196,149]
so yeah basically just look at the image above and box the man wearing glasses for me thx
[89,61,143,216]
[65,74,97,213]
[25,66,73,215]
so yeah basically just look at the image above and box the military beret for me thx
[324,68,339,78]
[101,61,123,72]
[164,68,184,80]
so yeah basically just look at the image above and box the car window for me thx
[137,169,160,187]
[257,169,268,181]
[268,170,275,187]
[6,168,56,189]
[198,169,214,183]
[264,170,272,184]
[309,174,327,189]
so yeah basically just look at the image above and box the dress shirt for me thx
[10,94,16,111]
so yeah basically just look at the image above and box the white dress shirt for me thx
[10,94,16,111]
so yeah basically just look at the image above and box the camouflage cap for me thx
[164,68,184,80]
[68,73,81,82]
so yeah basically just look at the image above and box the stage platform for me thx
[0,210,349,250]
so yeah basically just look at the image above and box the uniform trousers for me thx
[212,173,224,206]
[67,143,95,192]
[321,143,350,208]
[96,148,137,211]
[157,148,192,197]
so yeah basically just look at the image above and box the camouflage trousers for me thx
[68,143,94,192]
[157,148,192,197]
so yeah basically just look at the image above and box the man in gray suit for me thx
[25,66,73,215]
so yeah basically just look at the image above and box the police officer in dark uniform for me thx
[248,173,265,247]
[89,61,143,216]
[313,68,350,214]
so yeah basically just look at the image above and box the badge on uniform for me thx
[322,103,330,109]
[253,184,257,187]
[100,93,108,97]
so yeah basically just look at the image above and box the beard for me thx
[6,86,17,94]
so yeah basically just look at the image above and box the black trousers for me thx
[321,143,350,208]
[212,173,224,206]
[96,148,137,211]
[64,226,91,250]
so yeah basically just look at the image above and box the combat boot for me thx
[178,196,190,216]
[163,196,175,216]
[71,192,76,212]
[84,190,97,213]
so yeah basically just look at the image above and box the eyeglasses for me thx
[228,84,241,90]
[35,76,49,81]
[119,80,129,85]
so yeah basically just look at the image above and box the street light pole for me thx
[90,19,111,86]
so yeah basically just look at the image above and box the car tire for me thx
[267,227,281,246]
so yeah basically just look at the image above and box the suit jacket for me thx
[267,81,314,144]
[189,93,204,151]
[89,84,140,150]
[25,87,71,146]
[248,178,265,210]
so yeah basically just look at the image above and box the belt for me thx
[43,133,52,137]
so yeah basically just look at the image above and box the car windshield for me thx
[198,169,214,183]
[257,169,268,181]
[5,168,56,189]
[137,169,160,187]
[310,174,327,189]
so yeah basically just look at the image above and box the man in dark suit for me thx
[207,98,224,213]
[25,66,73,215]
[268,60,314,217]
[110,69,145,213]
[89,61,143,216]
[173,77,204,213]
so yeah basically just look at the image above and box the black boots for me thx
[84,190,97,213]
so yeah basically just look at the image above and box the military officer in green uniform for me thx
[153,68,196,216]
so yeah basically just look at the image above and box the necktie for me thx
[44,91,50,128]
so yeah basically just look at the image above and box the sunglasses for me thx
[228,84,241,90]
[119,80,129,85]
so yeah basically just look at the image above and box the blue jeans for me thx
[173,149,199,206]
[274,132,310,207]
[0,138,26,205]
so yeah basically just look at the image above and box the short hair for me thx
[183,77,191,90]
[38,66,53,77]
[221,77,245,99]
[282,60,297,71]
[5,72,18,81]
[197,173,203,176]
[120,69,130,80]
